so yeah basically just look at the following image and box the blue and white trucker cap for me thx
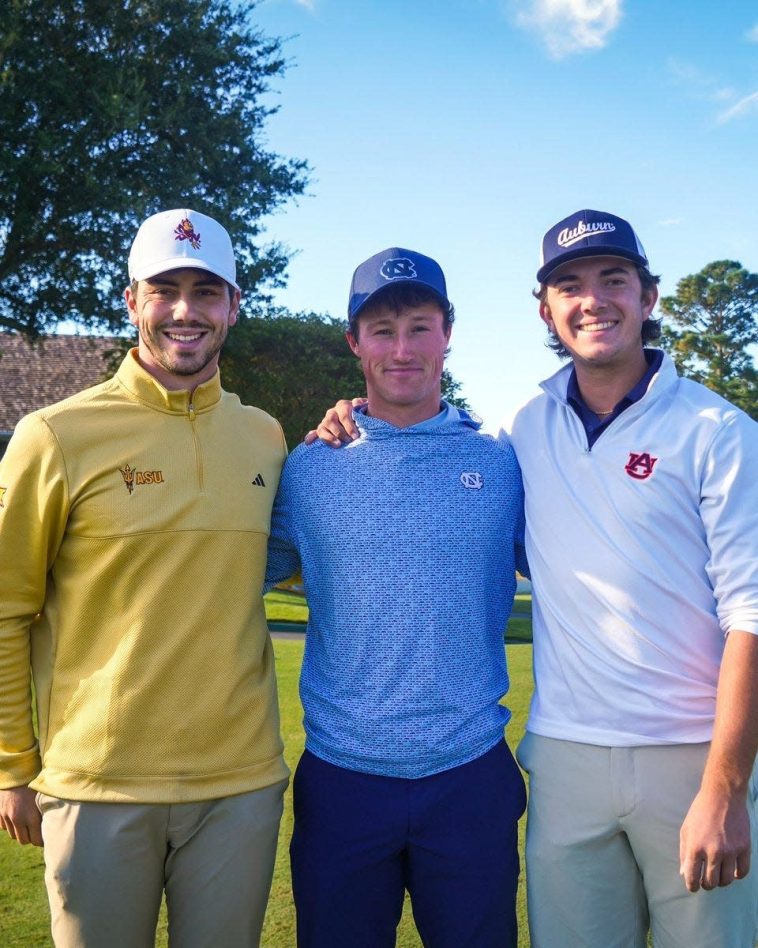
[348,248,449,326]
[537,209,648,283]
[128,208,239,290]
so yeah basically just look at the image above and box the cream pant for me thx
[38,780,287,948]
[517,733,758,948]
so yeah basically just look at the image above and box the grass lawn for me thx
[0,630,535,946]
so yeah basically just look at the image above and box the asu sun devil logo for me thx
[625,451,658,480]
[174,217,201,250]
[120,464,136,495]
[119,464,165,494]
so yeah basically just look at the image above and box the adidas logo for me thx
[252,473,266,487]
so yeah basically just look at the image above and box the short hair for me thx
[350,285,455,341]
[534,265,661,359]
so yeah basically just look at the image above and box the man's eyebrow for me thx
[552,272,579,286]
[552,265,630,285]
[362,316,396,328]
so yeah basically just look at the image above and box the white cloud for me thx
[657,218,684,227]
[666,59,731,101]
[514,0,623,59]
[717,90,758,124]
[745,23,758,42]
[293,0,315,9]
[666,58,753,123]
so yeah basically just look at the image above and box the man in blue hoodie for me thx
[266,248,527,948]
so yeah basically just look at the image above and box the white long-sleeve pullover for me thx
[507,351,758,746]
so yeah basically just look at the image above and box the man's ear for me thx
[125,285,139,328]
[539,300,554,332]
[641,284,659,319]
[346,329,360,357]
[228,288,241,327]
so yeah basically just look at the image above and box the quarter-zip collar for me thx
[116,348,222,414]
[540,348,676,426]
[565,349,664,448]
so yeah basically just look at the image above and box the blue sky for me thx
[252,0,758,431]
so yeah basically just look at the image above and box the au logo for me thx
[119,464,165,495]
[460,472,483,490]
[380,257,417,281]
[174,217,201,250]
[624,451,658,480]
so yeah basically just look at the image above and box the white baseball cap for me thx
[128,208,239,290]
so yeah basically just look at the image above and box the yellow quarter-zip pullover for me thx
[0,350,288,802]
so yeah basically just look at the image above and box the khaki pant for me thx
[517,733,758,948]
[38,781,287,948]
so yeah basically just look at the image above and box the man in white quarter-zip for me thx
[510,209,758,948]
[0,209,288,947]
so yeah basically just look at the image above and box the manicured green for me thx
[265,588,310,624]
[0,638,535,947]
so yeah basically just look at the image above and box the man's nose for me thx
[392,335,413,359]
[171,295,192,319]
[580,287,607,312]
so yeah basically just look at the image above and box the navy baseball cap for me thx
[537,209,648,283]
[348,248,449,326]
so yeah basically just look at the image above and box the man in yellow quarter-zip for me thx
[0,209,289,947]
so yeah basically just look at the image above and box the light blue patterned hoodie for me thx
[266,404,527,778]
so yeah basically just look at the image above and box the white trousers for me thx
[517,733,758,948]
[39,780,287,948]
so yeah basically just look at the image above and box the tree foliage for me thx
[659,260,758,419]
[0,0,306,337]
[221,311,470,447]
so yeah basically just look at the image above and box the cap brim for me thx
[537,247,648,284]
[349,281,449,323]
[130,257,240,291]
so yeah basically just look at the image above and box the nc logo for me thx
[380,257,417,281]
[625,451,658,480]
[460,472,483,490]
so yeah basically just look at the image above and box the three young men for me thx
[0,209,288,946]
[267,248,528,947]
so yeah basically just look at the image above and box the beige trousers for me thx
[517,733,758,948]
[38,780,287,948]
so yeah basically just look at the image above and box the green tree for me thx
[0,0,306,337]
[660,260,758,418]
[221,311,470,447]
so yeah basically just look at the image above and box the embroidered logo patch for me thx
[252,473,266,487]
[380,258,417,281]
[460,472,483,490]
[624,452,658,480]
[119,464,165,495]
[558,219,616,249]
[174,217,201,250]
[0,486,6,508]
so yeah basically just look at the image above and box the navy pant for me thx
[290,741,526,947]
